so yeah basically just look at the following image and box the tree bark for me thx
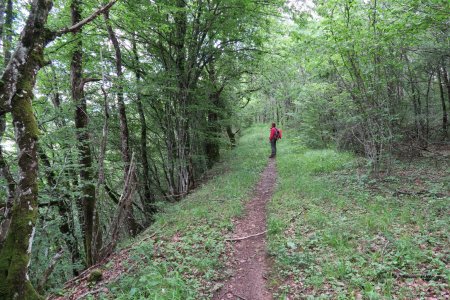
[104,12,140,235]
[0,0,52,297]
[1,0,12,65]
[205,65,223,168]
[425,71,433,141]
[437,67,448,139]
[132,34,155,217]
[441,64,450,131]
[226,125,236,148]
[0,115,15,248]
[0,0,14,220]
[70,0,97,266]
[104,11,131,178]
[0,0,5,40]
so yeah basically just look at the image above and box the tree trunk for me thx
[2,0,12,65]
[132,34,155,217]
[205,109,220,168]
[173,0,192,196]
[0,115,15,248]
[104,12,140,235]
[425,71,433,141]
[0,0,5,39]
[226,125,236,148]
[70,0,97,266]
[437,67,448,139]
[442,64,450,129]
[104,11,131,177]
[0,0,14,231]
[0,0,52,297]
[205,65,222,168]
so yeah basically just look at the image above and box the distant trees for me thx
[252,0,450,170]
[0,0,280,298]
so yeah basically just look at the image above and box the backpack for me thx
[274,128,281,140]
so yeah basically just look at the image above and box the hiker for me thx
[269,122,282,158]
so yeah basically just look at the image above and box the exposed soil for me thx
[213,158,277,300]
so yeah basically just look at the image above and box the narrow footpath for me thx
[214,159,277,300]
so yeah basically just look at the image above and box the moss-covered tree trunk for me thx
[0,74,42,300]
[0,0,16,248]
[0,1,52,298]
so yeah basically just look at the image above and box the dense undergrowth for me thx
[96,126,269,299]
[268,133,449,299]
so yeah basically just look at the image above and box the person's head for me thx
[271,122,276,128]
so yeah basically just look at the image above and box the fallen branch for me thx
[394,271,446,282]
[226,230,267,241]
[235,293,248,300]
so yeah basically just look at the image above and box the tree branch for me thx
[55,0,118,37]
[37,247,65,293]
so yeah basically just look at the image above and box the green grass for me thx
[268,132,449,299]
[100,126,269,299]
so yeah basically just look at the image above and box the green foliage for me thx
[249,0,450,170]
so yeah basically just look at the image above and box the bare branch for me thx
[37,247,65,293]
[55,0,118,37]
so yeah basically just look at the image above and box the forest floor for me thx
[213,158,277,300]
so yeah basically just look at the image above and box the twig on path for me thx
[226,230,267,241]
[235,293,248,300]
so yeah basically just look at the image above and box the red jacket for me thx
[269,127,282,140]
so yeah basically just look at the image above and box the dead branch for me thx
[226,230,267,241]
[98,153,137,260]
[37,247,65,293]
[235,293,248,300]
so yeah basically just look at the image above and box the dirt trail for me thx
[214,159,277,300]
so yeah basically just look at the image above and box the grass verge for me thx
[268,134,449,299]
[100,126,269,299]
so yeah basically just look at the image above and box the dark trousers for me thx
[270,139,277,156]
